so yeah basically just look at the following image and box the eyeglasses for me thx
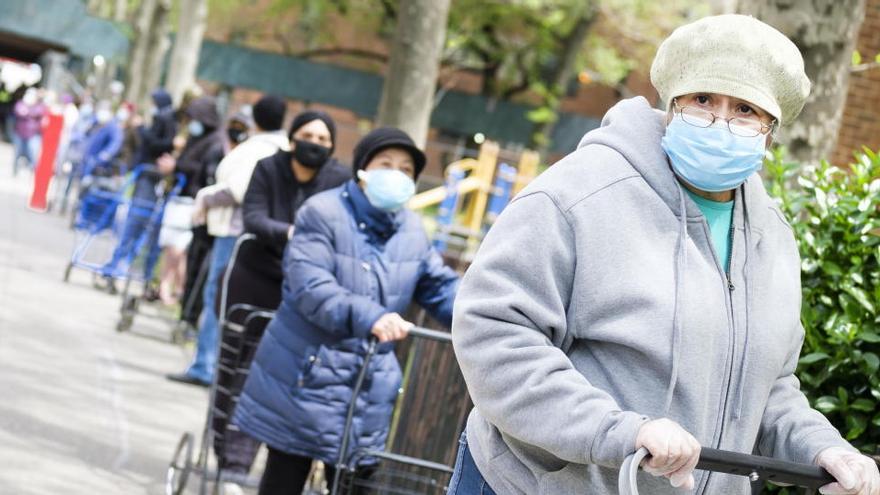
[672,99,775,138]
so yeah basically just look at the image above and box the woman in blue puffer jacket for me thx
[234,127,460,495]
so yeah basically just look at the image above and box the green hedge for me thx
[764,147,880,455]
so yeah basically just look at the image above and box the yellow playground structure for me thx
[408,141,541,260]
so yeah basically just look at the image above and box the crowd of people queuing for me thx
[4,80,461,494]
[8,12,880,495]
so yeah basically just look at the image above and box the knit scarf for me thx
[344,180,399,245]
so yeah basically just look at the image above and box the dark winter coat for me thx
[134,89,176,165]
[175,130,225,198]
[241,150,351,280]
[234,180,459,464]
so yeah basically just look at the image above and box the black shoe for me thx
[143,285,160,302]
[166,372,210,388]
[95,275,118,294]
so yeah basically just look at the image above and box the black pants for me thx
[258,448,375,495]
[213,251,284,474]
[179,226,213,325]
[258,448,334,495]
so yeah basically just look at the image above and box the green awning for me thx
[197,40,598,153]
[0,0,129,61]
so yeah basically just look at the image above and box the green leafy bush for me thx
[764,147,880,455]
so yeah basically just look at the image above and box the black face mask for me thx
[293,139,332,169]
[227,127,248,144]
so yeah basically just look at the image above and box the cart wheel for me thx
[116,313,133,333]
[170,321,188,345]
[68,203,78,230]
[63,263,73,283]
[166,432,194,495]
[121,294,136,311]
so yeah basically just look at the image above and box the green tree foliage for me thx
[209,0,702,103]
[765,147,880,457]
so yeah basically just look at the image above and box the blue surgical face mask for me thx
[661,114,767,193]
[188,120,204,137]
[357,169,416,211]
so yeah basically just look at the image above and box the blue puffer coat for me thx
[234,180,459,464]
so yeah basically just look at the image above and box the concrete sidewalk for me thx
[0,144,217,494]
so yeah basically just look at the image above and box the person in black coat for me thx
[99,88,177,292]
[134,88,176,167]
[158,96,226,305]
[206,111,351,480]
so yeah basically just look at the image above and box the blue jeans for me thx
[101,207,161,281]
[448,434,497,495]
[185,235,236,382]
[13,134,40,174]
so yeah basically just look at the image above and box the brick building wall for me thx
[833,0,880,165]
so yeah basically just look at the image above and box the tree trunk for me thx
[376,0,452,149]
[165,0,208,107]
[125,0,171,111]
[113,0,127,22]
[142,0,172,110]
[737,0,867,164]
[124,0,156,106]
[532,6,597,153]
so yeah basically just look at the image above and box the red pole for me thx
[28,111,63,212]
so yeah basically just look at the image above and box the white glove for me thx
[817,447,880,495]
[635,418,701,490]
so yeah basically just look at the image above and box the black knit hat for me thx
[288,110,337,151]
[252,95,286,131]
[352,127,426,179]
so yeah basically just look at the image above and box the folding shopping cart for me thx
[331,327,456,495]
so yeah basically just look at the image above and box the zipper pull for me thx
[727,274,735,291]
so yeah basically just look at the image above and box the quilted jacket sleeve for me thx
[413,246,459,327]
[286,202,387,338]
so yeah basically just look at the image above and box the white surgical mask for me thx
[357,169,416,211]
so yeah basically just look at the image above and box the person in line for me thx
[99,89,177,291]
[71,101,126,225]
[234,127,460,495]
[166,95,287,387]
[172,107,254,338]
[155,96,226,305]
[448,14,880,495]
[79,101,124,179]
[11,87,45,175]
[114,102,141,175]
[203,110,351,486]
[224,108,253,149]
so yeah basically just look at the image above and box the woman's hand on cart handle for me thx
[816,447,880,495]
[370,313,413,343]
[635,418,701,490]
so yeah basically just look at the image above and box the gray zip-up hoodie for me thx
[451,96,854,494]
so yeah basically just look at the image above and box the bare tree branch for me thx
[294,46,389,63]
[851,61,880,72]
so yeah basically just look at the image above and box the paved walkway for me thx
[0,144,216,494]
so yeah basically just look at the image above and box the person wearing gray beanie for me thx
[448,14,878,495]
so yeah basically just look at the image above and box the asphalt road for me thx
[0,143,218,494]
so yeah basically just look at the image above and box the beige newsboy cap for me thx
[650,14,811,125]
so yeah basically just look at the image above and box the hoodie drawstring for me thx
[662,185,688,416]
[734,188,752,419]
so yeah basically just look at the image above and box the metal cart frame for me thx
[331,326,456,495]
[619,446,835,494]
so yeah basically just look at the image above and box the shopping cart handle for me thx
[408,326,453,343]
[619,447,835,494]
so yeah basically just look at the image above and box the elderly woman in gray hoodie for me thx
[450,14,879,495]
